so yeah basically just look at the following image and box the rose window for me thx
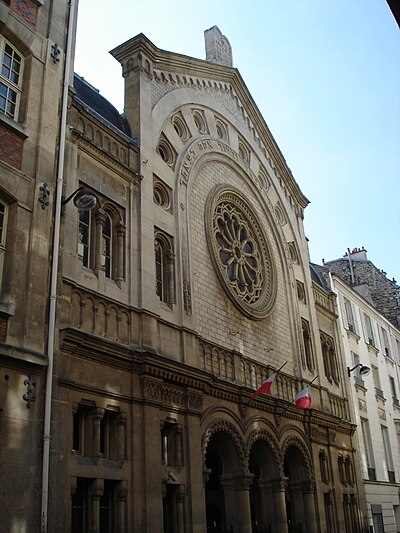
[215,204,263,303]
[205,185,276,319]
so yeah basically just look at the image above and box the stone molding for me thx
[281,435,314,481]
[69,128,140,187]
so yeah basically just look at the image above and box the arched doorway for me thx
[283,443,317,533]
[204,427,252,533]
[249,436,287,533]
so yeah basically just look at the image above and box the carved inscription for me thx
[179,139,261,190]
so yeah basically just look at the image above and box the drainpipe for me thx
[347,247,355,285]
[41,1,78,531]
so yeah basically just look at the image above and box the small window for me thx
[320,332,339,384]
[153,177,171,211]
[215,118,228,141]
[172,113,189,142]
[390,376,399,405]
[161,420,182,467]
[192,109,207,134]
[302,319,314,371]
[344,297,355,332]
[156,135,177,168]
[319,449,329,483]
[0,37,24,120]
[381,327,390,357]
[364,313,375,346]
[238,141,250,164]
[155,231,175,306]
[100,410,119,460]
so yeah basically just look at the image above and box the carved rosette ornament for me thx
[205,185,276,319]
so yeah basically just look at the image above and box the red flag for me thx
[295,386,311,409]
[252,373,276,398]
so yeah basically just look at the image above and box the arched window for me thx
[155,231,175,306]
[155,240,164,300]
[0,37,24,120]
[302,319,314,371]
[76,191,125,285]
[320,332,339,384]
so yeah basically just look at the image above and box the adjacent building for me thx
[322,253,400,533]
[0,0,74,530]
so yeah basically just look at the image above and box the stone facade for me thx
[0,0,71,530]
[331,274,400,533]
[325,248,400,328]
[0,10,369,533]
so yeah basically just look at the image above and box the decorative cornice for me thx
[69,128,140,187]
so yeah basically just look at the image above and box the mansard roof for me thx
[310,263,332,292]
[73,74,132,138]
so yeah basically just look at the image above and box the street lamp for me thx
[347,363,371,378]
[61,186,97,212]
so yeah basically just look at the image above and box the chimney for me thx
[204,26,233,67]
[347,247,368,261]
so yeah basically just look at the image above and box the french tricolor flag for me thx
[252,373,276,398]
[295,386,311,409]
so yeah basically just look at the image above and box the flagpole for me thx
[251,361,288,398]
[275,361,288,375]
[278,375,319,416]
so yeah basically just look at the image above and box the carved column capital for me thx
[272,477,289,492]
[203,468,212,487]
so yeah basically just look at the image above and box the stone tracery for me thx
[205,185,276,319]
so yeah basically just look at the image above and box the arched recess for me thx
[246,429,284,532]
[202,420,252,532]
[281,435,317,533]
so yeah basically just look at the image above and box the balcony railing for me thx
[388,470,396,483]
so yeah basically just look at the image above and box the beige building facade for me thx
[331,273,400,533]
[1,6,370,532]
[0,0,75,531]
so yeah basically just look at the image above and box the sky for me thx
[75,0,400,281]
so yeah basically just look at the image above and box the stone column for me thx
[235,474,253,533]
[117,412,127,462]
[272,479,289,533]
[302,480,318,533]
[186,410,206,533]
[175,424,183,467]
[291,482,306,531]
[116,482,128,533]
[70,477,77,533]
[258,479,275,530]
[89,486,103,533]
[143,403,164,532]
[220,475,237,530]
[92,407,104,461]
[176,486,185,533]
[166,249,175,304]
[94,211,106,273]
[116,223,125,284]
